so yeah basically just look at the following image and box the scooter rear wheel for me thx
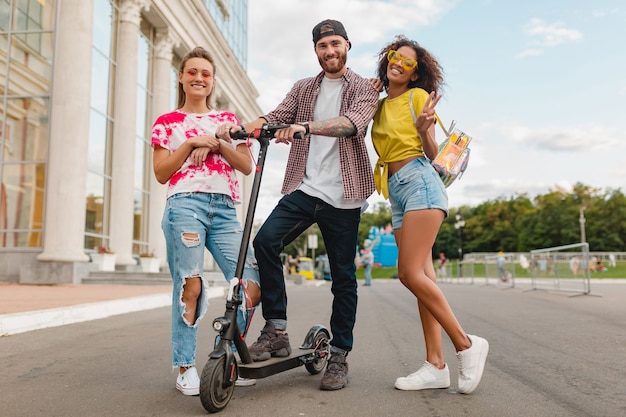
[200,356,235,413]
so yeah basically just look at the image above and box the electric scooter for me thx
[199,124,331,413]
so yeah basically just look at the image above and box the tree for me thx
[358,202,392,248]
[437,183,625,255]
[283,182,626,260]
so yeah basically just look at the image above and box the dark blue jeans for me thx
[253,190,361,352]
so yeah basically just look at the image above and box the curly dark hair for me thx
[375,35,444,95]
[177,46,216,110]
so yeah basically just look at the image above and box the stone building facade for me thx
[0,0,261,283]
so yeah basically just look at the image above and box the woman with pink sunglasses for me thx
[152,46,261,395]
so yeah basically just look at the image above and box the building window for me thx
[203,0,247,69]
[14,0,43,52]
[0,0,54,249]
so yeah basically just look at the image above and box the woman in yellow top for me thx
[371,35,489,395]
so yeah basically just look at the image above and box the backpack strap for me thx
[409,91,456,137]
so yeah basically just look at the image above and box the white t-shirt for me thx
[151,109,249,201]
[299,76,365,209]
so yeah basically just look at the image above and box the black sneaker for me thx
[248,322,291,361]
[320,352,349,390]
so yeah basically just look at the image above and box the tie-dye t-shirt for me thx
[151,109,250,202]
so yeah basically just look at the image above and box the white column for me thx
[148,30,176,267]
[109,0,149,266]
[37,0,93,263]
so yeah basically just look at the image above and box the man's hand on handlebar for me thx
[218,122,305,142]
[273,124,306,144]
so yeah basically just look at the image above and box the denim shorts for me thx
[388,157,449,229]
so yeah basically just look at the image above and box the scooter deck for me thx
[238,348,315,379]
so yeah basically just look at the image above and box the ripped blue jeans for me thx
[162,192,259,368]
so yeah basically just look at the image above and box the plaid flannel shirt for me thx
[263,68,379,200]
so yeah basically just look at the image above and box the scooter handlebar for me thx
[230,123,304,140]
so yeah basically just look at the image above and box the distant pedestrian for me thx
[569,256,580,275]
[497,251,507,282]
[438,252,447,278]
[519,254,530,271]
[608,253,616,268]
[362,247,374,286]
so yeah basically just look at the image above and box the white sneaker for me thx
[235,376,257,387]
[176,367,200,396]
[456,334,489,394]
[394,361,450,390]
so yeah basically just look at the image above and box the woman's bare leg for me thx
[394,228,445,368]
[396,209,470,352]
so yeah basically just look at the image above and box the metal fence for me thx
[529,242,596,296]
[438,259,475,284]
[438,246,615,297]
[483,253,516,289]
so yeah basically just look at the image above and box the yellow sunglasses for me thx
[387,50,418,71]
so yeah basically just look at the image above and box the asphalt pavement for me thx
[1,277,625,416]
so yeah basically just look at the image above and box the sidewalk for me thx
[0,282,224,336]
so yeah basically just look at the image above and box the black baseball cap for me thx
[312,19,351,49]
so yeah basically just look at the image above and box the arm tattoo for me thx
[311,116,356,137]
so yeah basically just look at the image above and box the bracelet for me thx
[298,122,310,135]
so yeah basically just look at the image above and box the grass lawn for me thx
[355,261,626,280]
[355,266,397,280]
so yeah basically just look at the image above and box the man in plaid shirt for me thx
[227,19,379,391]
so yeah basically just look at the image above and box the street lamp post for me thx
[454,213,465,277]
[308,232,318,264]
[579,206,586,243]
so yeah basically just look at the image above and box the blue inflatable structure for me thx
[368,226,398,267]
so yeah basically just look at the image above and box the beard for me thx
[317,49,348,74]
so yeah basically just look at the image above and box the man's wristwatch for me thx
[298,122,310,135]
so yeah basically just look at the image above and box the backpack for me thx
[409,92,472,188]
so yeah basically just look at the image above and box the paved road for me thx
[1,279,625,416]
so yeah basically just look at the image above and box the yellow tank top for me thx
[371,88,430,199]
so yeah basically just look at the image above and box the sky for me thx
[244,0,626,222]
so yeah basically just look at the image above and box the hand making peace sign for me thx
[415,91,441,132]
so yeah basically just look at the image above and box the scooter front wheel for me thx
[200,356,235,413]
